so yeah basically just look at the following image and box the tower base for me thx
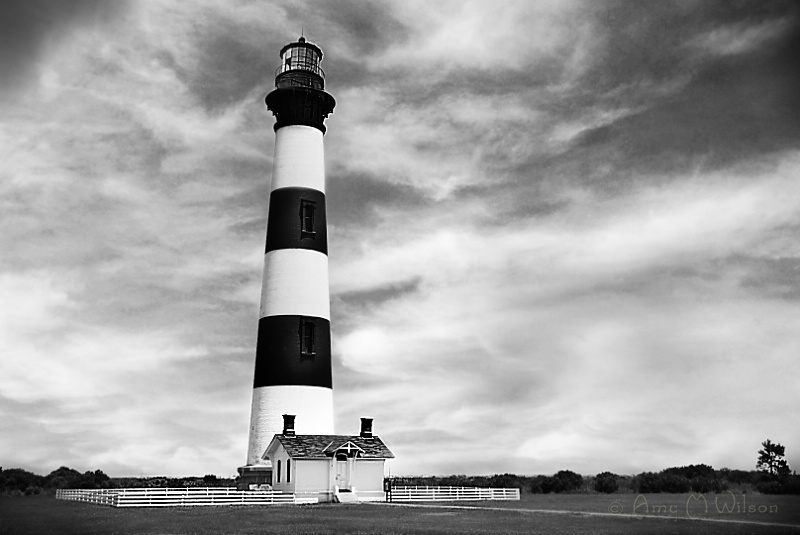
[237,464,272,491]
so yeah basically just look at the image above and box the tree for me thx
[539,471,584,493]
[594,472,619,493]
[45,466,82,489]
[0,468,43,493]
[757,439,791,477]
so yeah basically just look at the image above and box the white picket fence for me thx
[56,487,311,507]
[55,489,118,506]
[56,485,520,507]
[387,486,520,502]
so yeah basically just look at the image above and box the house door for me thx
[335,454,351,490]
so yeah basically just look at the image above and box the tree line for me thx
[4,465,797,496]
[392,439,799,495]
[0,466,111,495]
[0,467,235,496]
[390,464,799,495]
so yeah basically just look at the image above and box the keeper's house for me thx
[264,415,394,502]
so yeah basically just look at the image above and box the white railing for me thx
[56,487,315,507]
[56,485,521,507]
[387,486,520,502]
[55,489,118,506]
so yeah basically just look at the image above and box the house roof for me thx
[268,434,395,460]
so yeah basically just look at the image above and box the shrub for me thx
[487,473,523,489]
[756,480,784,494]
[0,468,44,493]
[690,476,727,493]
[634,472,661,493]
[528,475,547,494]
[755,475,800,495]
[663,464,716,480]
[594,472,619,493]
[45,476,68,489]
[662,475,691,493]
[718,468,755,485]
[537,471,584,493]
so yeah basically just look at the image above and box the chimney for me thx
[360,417,373,439]
[282,414,296,436]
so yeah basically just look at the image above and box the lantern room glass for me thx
[281,46,320,73]
[274,39,325,89]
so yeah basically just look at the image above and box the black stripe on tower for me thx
[253,315,332,388]
[265,187,327,254]
[266,88,336,134]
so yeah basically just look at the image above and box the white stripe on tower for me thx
[272,126,326,191]
[259,248,330,319]
[245,36,336,467]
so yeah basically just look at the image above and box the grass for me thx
[1,493,799,535]
[487,492,800,524]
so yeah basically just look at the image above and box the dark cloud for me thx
[377,59,571,112]
[583,0,798,93]
[516,5,800,195]
[327,172,431,228]
[282,1,408,56]
[736,254,800,300]
[161,0,410,106]
[330,277,421,334]
[576,2,798,180]
[337,277,421,307]
[150,25,269,113]
[271,0,411,91]
[169,32,271,113]
[0,0,129,95]
[166,0,403,112]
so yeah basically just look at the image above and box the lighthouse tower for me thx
[239,37,336,487]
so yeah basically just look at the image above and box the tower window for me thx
[277,459,282,483]
[287,459,291,483]
[301,320,315,355]
[300,200,316,235]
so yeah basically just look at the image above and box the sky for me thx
[1,0,799,479]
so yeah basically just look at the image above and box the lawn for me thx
[486,492,800,524]
[1,493,799,535]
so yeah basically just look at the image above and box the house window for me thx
[287,460,291,483]
[300,200,316,235]
[277,459,282,483]
[301,320,315,355]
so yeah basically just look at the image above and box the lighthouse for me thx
[239,36,336,488]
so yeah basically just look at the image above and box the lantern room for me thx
[275,36,325,90]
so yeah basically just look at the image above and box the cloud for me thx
[691,16,795,57]
[329,151,800,474]
[0,0,130,96]
[371,0,583,75]
[0,2,269,475]
[2,0,799,478]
